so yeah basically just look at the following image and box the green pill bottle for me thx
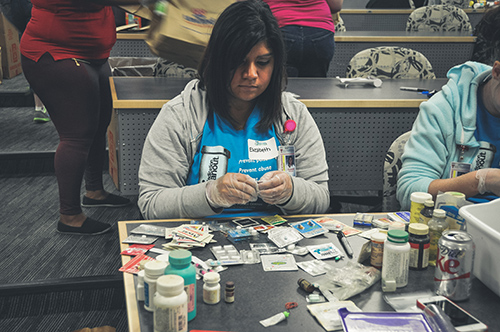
[164,249,197,321]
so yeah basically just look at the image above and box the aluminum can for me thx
[199,146,230,183]
[434,230,475,301]
[471,141,496,170]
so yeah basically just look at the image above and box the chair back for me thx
[153,59,198,77]
[383,131,412,212]
[335,15,346,32]
[406,4,472,31]
[346,46,436,79]
[441,0,469,9]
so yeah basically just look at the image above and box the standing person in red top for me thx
[20,0,140,235]
[264,0,343,77]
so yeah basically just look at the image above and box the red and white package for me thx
[120,244,155,256]
[119,254,155,274]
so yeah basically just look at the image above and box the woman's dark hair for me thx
[198,0,286,132]
[472,5,500,66]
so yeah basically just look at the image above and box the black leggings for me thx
[22,53,112,215]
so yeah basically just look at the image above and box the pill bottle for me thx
[144,261,168,312]
[418,199,434,225]
[156,254,170,264]
[370,231,387,269]
[408,223,430,270]
[428,209,449,266]
[139,259,150,271]
[203,271,221,304]
[137,270,145,301]
[297,278,316,293]
[154,275,188,332]
[382,230,410,289]
[224,281,235,303]
[388,222,405,232]
[410,192,432,224]
[164,249,197,321]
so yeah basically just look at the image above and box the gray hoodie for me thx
[138,79,330,219]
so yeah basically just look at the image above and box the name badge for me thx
[449,161,471,178]
[248,137,278,160]
[278,145,296,176]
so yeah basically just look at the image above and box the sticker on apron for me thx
[248,137,278,160]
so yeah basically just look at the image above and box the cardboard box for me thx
[0,13,22,79]
[107,109,120,191]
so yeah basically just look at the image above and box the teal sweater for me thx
[397,61,492,210]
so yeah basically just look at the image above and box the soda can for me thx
[199,146,230,183]
[471,141,496,170]
[434,230,475,301]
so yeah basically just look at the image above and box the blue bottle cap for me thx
[169,249,192,266]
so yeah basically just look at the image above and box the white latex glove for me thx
[206,173,258,208]
[476,168,500,195]
[257,171,293,205]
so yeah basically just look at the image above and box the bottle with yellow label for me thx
[428,209,449,266]
[418,199,434,225]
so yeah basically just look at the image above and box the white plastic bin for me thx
[459,199,500,297]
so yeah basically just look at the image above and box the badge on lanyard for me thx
[449,161,471,178]
[279,119,297,176]
[279,146,295,176]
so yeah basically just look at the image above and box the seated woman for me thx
[138,0,329,219]
[397,60,500,210]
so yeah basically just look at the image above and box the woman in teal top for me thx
[138,0,330,219]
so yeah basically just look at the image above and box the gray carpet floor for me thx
[0,74,134,331]
[0,173,142,284]
[0,106,59,153]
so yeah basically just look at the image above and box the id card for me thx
[449,161,471,178]
[290,219,328,238]
[278,145,296,176]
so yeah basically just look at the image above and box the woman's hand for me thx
[257,171,293,205]
[477,168,500,195]
[206,173,258,208]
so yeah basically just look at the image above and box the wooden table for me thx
[112,31,475,78]
[118,213,500,332]
[108,76,447,195]
[330,31,475,78]
[339,8,486,31]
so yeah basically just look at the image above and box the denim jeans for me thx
[280,25,335,77]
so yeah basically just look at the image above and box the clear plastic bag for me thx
[383,290,434,312]
[316,262,381,301]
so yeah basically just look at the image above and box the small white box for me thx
[459,199,500,297]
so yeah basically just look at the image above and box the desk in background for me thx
[340,8,485,31]
[108,77,447,195]
[330,31,475,78]
[118,214,500,332]
[113,31,475,79]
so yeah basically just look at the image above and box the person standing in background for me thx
[264,0,343,77]
[0,0,50,123]
[20,0,140,235]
